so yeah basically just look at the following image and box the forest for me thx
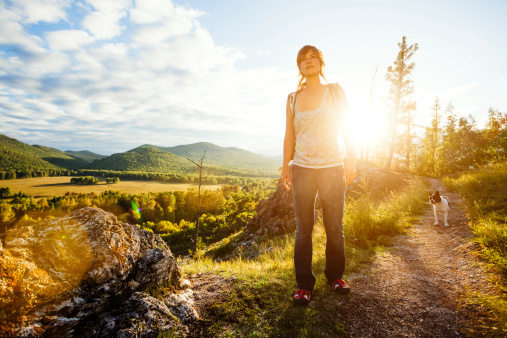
[346,37,507,175]
[0,178,276,256]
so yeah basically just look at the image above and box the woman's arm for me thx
[336,85,356,186]
[282,94,295,191]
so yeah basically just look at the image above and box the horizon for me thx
[1,0,506,157]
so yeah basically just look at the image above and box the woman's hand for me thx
[281,165,292,191]
[344,159,356,186]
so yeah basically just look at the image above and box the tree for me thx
[185,150,212,255]
[437,110,487,174]
[385,36,418,170]
[483,108,507,162]
[418,97,445,175]
[0,203,16,229]
[0,187,13,198]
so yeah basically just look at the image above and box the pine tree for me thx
[385,36,418,170]
[418,97,444,175]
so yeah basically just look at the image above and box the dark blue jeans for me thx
[291,164,346,291]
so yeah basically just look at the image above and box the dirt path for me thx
[329,178,495,336]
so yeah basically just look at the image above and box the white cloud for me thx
[0,6,43,52]
[129,0,203,24]
[82,0,131,39]
[82,11,123,39]
[11,0,69,24]
[256,50,271,55]
[0,0,290,156]
[46,30,94,50]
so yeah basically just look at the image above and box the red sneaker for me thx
[332,279,350,294]
[293,289,311,305]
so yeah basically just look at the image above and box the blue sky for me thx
[1,0,506,156]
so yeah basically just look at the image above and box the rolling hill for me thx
[0,146,59,170]
[87,147,196,173]
[0,134,281,176]
[64,150,106,163]
[137,142,280,174]
[0,135,86,170]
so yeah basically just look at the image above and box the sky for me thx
[1,0,506,157]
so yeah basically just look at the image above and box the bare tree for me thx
[358,61,380,162]
[185,150,212,255]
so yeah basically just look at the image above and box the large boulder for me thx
[0,207,190,337]
[244,178,297,237]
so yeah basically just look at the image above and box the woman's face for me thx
[299,50,321,77]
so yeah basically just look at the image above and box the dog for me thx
[429,191,450,227]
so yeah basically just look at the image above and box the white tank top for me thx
[288,84,344,168]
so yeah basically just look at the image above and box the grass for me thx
[0,176,222,199]
[178,176,428,337]
[443,161,507,334]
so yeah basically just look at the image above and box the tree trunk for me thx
[193,165,203,254]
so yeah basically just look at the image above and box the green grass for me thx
[177,176,428,336]
[443,161,507,334]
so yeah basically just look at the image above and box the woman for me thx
[281,45,356,305]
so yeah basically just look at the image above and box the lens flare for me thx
[130,200,142,219]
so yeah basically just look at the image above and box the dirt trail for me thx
[330,178,495,337]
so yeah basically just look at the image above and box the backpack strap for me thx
[289,83,344,121]
[328,83,347,122]
[288,91,298,120]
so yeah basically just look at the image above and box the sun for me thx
[347,100,388,149]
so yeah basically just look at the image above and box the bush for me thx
[0,187,13,198]
[106,177,120,184]
[70,176,99,185]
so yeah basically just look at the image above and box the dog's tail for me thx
[443,196,450,208]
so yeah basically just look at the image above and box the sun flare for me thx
[348,100,388,148]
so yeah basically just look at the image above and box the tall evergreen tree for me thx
[385,36,418,170]
[418,97,443,175]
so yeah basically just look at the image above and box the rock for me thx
[245,177,297,238]
[0,207,196,337]
[179,279,192,289]
[95,292,187,337]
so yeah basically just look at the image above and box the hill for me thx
[64,150,106,163]
[0,146,59,170]
[87,146,195,173]
[0,134,88,170]
[138,142,280,175]
[0,134,280,176]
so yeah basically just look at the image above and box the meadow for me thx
[443,161,507,332]
[179,175,429,336]
[2,176,222,199]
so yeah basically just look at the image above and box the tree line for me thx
[0,168,275,186]
[415,103,506,176]
[361,36,506,176]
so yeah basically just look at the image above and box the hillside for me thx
[138,142,280,174]
[0,134,280,176]
[0,135,88,170]
[87,146,195,173]
[64,150,106,163]
[0,146,59,170]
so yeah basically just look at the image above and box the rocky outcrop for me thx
[0,207,195,337]
[244,178,298,238]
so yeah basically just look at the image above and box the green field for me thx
[1,177,222,199]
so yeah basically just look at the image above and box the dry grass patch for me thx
[1,177,222,199]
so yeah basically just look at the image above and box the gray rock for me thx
[1,207,195,337]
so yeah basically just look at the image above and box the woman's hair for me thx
[296,45,327,91]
